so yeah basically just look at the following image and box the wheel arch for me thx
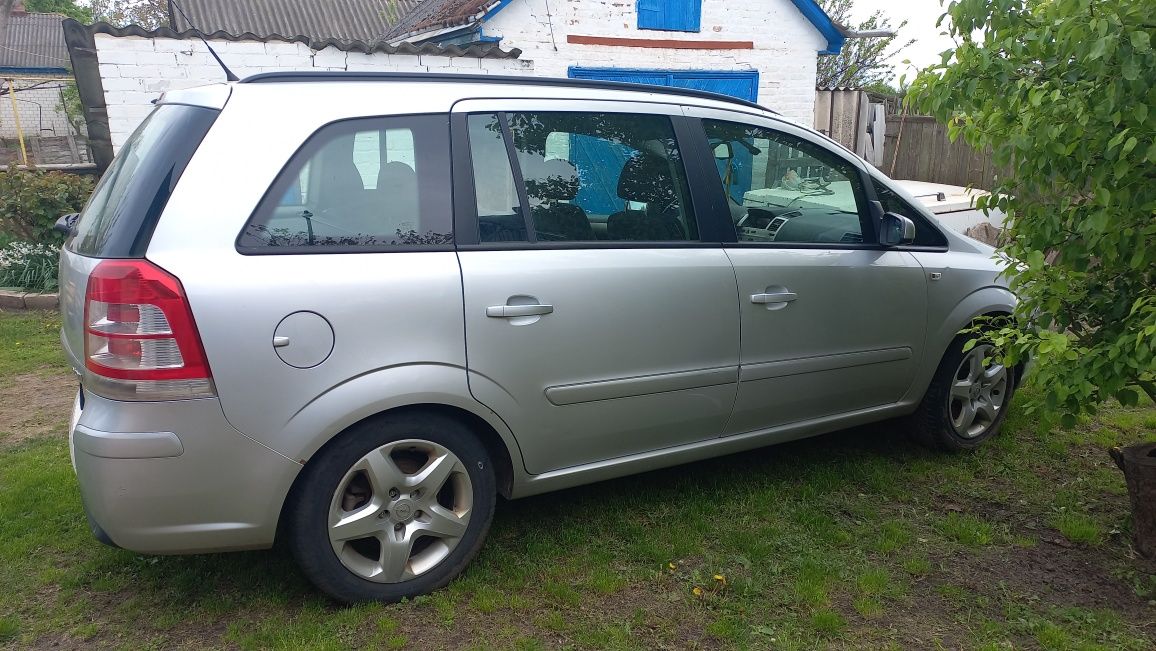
[275,401,518,547]
[903,285,1018,404]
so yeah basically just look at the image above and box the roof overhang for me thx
[788,0,845,55]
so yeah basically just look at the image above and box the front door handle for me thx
[751,292,797,304]
[486,304,554,318]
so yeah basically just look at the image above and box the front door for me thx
[687,109,928,435]
[453,101,740,474]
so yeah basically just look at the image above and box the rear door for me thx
[683,108,928,434]
[452,100,740,474]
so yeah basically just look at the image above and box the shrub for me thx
[0,241,59,293]
[0,170,94,245]
[910,0,1156,416]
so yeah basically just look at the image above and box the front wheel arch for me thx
[908,322,1018,451]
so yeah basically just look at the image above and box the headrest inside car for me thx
[519,153,580,201]
[616,153,678,205]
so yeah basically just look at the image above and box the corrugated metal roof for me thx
[86,21,520,59]
[172,0,425,44]
[384,0,495,41]
[0,12,69,70]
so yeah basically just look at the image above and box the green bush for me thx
[0,170,94,245]
[0,241,59,292]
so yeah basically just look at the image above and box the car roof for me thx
[239,71,775,114]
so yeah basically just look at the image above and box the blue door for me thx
[568,68,760,207]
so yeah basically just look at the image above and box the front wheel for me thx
[286,413,496,603]
[908,336,1014,451]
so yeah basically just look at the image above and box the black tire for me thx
[907,334,1016,452]
[285,412,496,603]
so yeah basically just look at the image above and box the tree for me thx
[25,0,91,21]
[909,0,1156,420]
[816,0,913,90]
[90,0,168,29]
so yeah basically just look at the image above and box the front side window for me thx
[239,114,452,250]
[467,111,698,243]
[871,179,948,247]
[704,119,868,245]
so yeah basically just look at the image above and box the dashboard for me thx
[736,207,863,244]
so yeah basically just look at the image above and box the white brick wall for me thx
[0,77,74,139]
[93,34,533,150]
[484,0,826,124]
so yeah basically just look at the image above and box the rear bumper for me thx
[69,390,302,554]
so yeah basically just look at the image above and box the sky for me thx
[849,0,958,82]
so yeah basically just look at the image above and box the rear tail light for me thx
[83,260,215,401]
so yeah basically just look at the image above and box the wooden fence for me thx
[882,115,1001,190]
[815,89,1001,191]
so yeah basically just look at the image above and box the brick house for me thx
[380,0,847,124]
[1,1,87,164]
[70,0,864,164]
[169,0,851,126]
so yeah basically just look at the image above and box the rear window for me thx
[68,104,219,258]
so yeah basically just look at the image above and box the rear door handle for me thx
[486,304,554,318]
[751,292,797,304]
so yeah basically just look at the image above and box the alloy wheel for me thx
[327,439,473,583]
[947,344,1008,439]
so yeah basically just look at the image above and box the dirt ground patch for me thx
[957,541,1156,618]
[0,371,74,445]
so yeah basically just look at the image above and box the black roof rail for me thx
[239,71,776,114]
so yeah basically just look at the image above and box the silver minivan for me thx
[59,73,1020,603]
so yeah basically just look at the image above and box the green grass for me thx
[0,311,66,380]
[1052,511,1106,546]
[1,310,1154,649]
[937,512,997,547]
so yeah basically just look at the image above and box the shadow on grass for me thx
[77,419,925,616]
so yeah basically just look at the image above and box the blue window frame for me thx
[637,0,702,32]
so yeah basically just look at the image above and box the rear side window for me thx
[466,111,698,243]
[239,114,452,251]
[68,104,218,258]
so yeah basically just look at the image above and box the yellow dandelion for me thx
[692,586,704,597]
[667,562,677,571]
[713,574,727,585]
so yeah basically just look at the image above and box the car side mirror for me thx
[879,212,916,247]
[54,212,80,236]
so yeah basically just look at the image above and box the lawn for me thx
[1,309,1154,650]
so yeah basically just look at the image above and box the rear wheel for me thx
[286,413,495,603]
[908,336,1014,451]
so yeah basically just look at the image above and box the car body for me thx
[60,73,1019,602]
